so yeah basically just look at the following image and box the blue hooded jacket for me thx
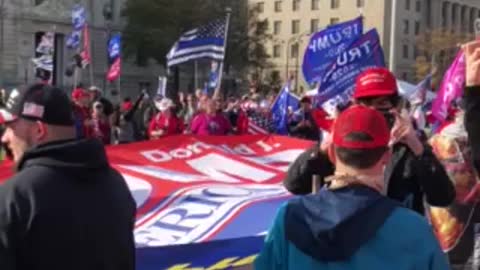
[254,185,450,270]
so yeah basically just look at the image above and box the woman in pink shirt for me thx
[190,99,231,135]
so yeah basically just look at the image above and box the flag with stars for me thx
[167,19,226,67]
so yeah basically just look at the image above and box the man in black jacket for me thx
[284,68,454,215]
[0,84,136,270]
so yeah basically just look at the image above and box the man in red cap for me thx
[256,105,449,270]
[71,86,91,139]
[284,67,454,215]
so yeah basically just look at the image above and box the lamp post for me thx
[102,0,113,94]
[284,31,311,89]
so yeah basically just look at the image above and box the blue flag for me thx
[108,34,121,62]
[72,4,86,30]
[167,19,226,67]
[66,30,81,49]
[317,29,385,111]
[303,17,363,86]
[271,83,300,135]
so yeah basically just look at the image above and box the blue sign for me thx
[317,29,385,109]
[108,34,122,62]
[302,17,363,86]
[72,4,86,30]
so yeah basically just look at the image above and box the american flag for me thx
[167,19,226,67]
[247,112,274,135]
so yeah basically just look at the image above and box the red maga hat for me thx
[333,105,390,149]
[353,67,398,99]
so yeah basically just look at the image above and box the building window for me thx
[257,2,265,13]
[34,0,45,6]
[403,44,409,59]
[331,0,340,9]
[291,43,299,58]
[413,46,419,59]
[273,45,282,58]
[403,20,409,34]
[415,0,421,12]
[292,20,300,34]
[311,0,320,10]
[405,0,410,10]
[402,72,408,80]
[330,17,340,25]
[311,19,319,33]
[414,21,420,35]
[293,0,301,11]
[275,1,282,12]
[274,21,282,35]
[357,0,364,8]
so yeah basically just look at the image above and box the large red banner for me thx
[0,135,314,249]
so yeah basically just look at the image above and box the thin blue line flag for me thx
[167,19,226,67]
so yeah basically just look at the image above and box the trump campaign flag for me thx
[271,83,300,135]
[318,29,385,114]
[107,34,121,82]
[303,17,363,86]
[167,19,226,67]
[72,4,86,30]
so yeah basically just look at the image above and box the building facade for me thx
[250,0,480,89]
[0,0,163,98]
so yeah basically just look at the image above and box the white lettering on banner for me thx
[308,23,361,53]
[142,150,172,162]
[187,153,276,183]
[256,141,273,152]
[337,41,371,66]
[134,185,288,247]
[170,148,192,159]
[186,142,213,154]
[141,141,281,163]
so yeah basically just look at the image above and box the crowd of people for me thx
[53,82,330,147]
[1,40,480,270]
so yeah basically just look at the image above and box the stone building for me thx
[0,0,163,98]
[249,0,480,88]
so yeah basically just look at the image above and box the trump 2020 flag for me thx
[66,30,81,49]
[271,83,300,135]
[108,34,121,63]
[167,19,226,67]
[318,29,385,113]
[303,17,363,86]
[72,4,86,30]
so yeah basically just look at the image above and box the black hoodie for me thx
[0,139,136,270]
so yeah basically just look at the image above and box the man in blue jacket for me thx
[255,105,449,270]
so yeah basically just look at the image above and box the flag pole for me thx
[194,60,198,90]
[88,25,94,87]
[213,7,232,99]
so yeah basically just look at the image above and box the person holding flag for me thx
[288,96,320,141]
[284,68,454,215]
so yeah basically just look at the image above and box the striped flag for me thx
[247,113,273,135]
[167,19,226,67]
